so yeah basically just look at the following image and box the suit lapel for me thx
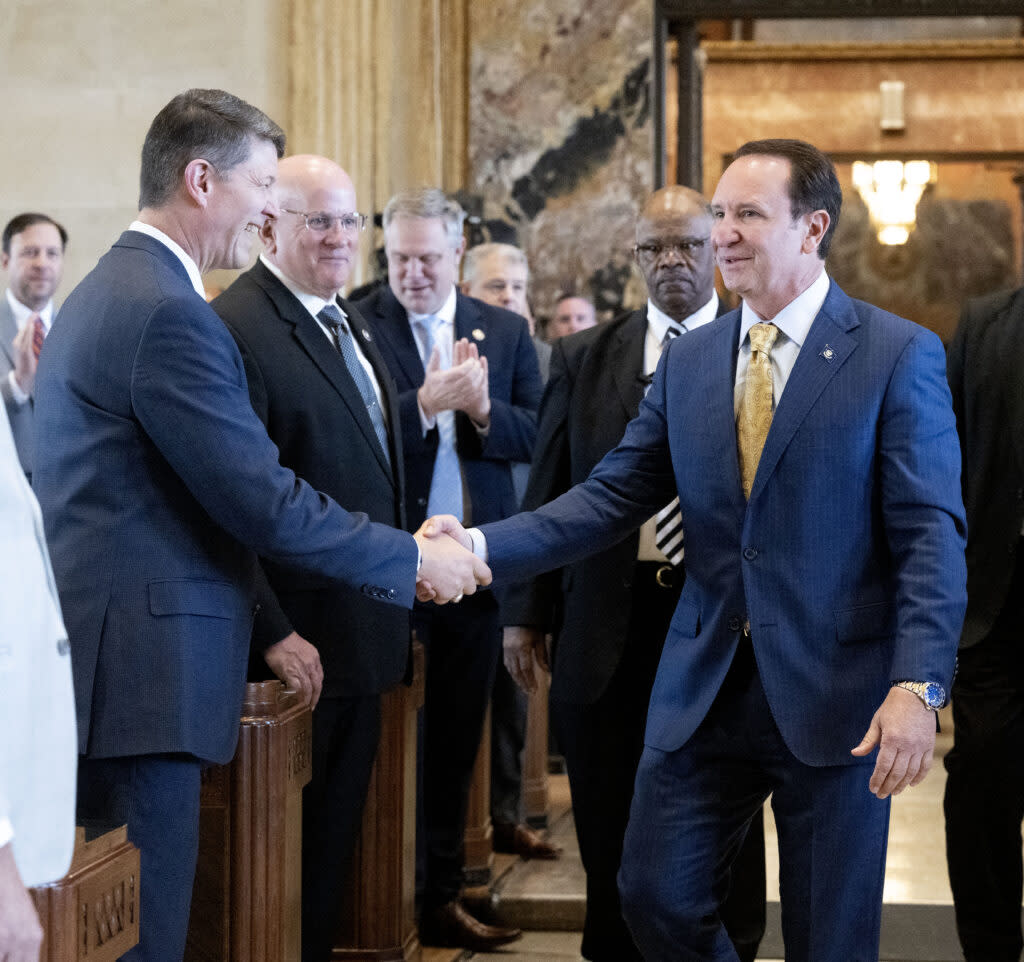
[699,311,746,506]
[997,287,1024,471]
[251,263,395,483]
[612,310,648,421]
[454,292,483,348]
[371,288,427,388]
[748,284,860,501]
[0,301,16,368]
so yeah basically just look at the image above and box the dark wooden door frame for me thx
[654,1,1022,188]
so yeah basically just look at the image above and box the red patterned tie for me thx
[31,314,45,360]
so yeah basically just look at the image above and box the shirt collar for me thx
[260,254,343,321]
[409,285,457,327]
[739,270,830,351]
[646,291,719,341]
[129,220,206,299]
[5,288,55,328]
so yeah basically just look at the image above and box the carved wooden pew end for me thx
[31,825,141,962]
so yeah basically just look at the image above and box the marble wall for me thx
[466,0,655,323]
[702,40,1024,340]
[0,0,288,296]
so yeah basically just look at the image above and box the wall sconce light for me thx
[879,81,905,132]
[851,159,936,246]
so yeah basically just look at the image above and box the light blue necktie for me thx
[318,304,391,469]
[417,314,464,520]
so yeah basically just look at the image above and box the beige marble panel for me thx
[0,0,288,294]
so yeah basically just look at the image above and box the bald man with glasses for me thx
[213,155,412,962]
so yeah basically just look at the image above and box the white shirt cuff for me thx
[467,527,488,562]
[418,397,437,434]
[7,370,30,405]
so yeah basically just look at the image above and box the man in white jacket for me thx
[0,402,76,961]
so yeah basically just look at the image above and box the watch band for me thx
[893,680,945,710]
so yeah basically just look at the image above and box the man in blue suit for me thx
[355,188,541,951]
[429,139,967,961]
[32,90,488,962]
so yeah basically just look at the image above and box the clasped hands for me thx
[418,338,490,426]
[414,514,491,604]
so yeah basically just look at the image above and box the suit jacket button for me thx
[728,616,742,632]
[417,497,427,507]
[743,547,758,560]
[387,589,396,599]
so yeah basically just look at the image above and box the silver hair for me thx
[462,243,529,283]
[382,187,466,247]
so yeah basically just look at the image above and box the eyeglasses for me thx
[282,209,368,234]
[633,239,709,261]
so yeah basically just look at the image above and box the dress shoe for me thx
[492,820,563,859]
[419,899,522,952]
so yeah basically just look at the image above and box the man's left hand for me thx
[264,630,324,709]
[453,338,490,426]
[851,686,936,799]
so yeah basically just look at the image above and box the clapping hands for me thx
[417,338,490,426]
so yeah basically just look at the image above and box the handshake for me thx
[413,515,491,604]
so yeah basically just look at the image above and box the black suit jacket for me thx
[353,286,542,535]
[947,285,1024,649]
[502,303,727,704]
[213,261,410,696]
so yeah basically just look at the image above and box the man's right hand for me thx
[503,626,550,694]
[414,523,491,604]
[263,630,324,710]
[0,844,44,962]
[11,318,39,396]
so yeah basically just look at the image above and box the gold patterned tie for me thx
[737,322,779,499]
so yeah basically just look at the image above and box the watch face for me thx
[923,683,945,709]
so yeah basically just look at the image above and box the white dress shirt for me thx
[129,220,206,299]
[259,255,386,415]
[409,285,458,434]
[734,270,830,413]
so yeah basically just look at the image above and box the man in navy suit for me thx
[429,139,966,961]
[32,91,488,962]
[355,189,542,952]
[502,185,765,962]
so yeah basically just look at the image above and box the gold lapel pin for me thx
[472,328,485,341]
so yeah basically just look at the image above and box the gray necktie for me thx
[318,304,391,468]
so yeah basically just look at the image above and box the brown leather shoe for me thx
[492,821,563,860]
[419,899,522,951]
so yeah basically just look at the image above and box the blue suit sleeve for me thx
[880,328,967,690]
[130,295,419,606]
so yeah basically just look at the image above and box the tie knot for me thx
[662,325,682,348]
[749,322,779,356]
[318,303,345,331]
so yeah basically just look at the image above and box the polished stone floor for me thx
[425,709,972,961]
